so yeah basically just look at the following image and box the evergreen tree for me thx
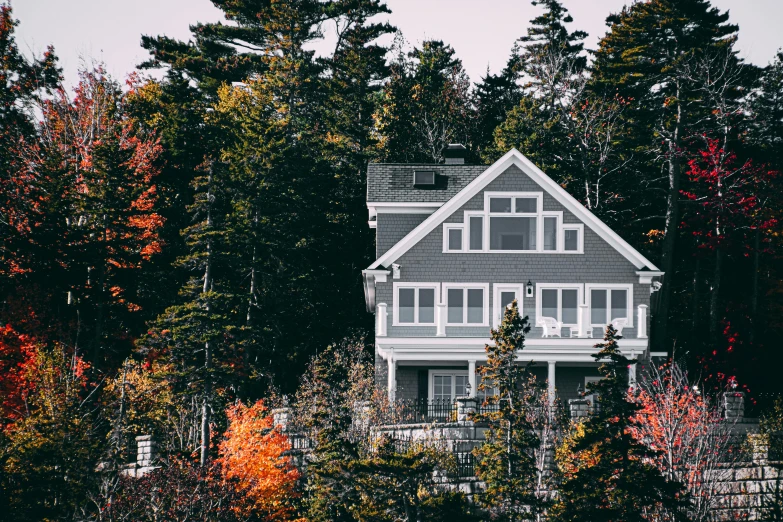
[550,325,686,522]
[751,50,783,170]
[474,301,543,521]
[473,47,524,156]
[518,0,587,113]
[298,340,372,521]
[350,437,480,522]
[590,0,742,352]
[376,37,476,163]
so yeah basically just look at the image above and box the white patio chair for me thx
[610,317,628,337]
[538,316,562,338]
[569,327,593,338]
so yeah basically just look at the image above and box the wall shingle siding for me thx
[376,214,429,258]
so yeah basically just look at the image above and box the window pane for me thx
[564,229,578,251]
[611,289,628,320]
[515,197,537,213]
[434,375,452,400]
[562,289,578,324]
[591,289,607,325]
[448,228,463,251]
[455,375,469,397]
[467,289,483,323]
[500,291,516,309]
[542,289,558,319]
[544,217,557,251]
[490,216,537,250]
[447,288,464,323]
[469,216,483,250]
[399,288,415,323]
[418,288,435,323]
[489,197,512,212]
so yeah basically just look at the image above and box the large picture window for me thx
[393,283,439,325]
[488,194,540,251]
[443,193,584,254]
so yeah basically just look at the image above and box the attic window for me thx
[413,170,436,187]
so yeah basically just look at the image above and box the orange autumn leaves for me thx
[218,400,302,521]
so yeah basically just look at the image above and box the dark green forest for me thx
[1,0,783,519]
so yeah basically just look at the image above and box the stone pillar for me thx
[468,360,477,398]
[629,355,637,390]
[637,305,648,339]
[272,407,291,432]
[387,353,396,401]
[376,303,387,337]
[547,361,556,406]
[353,400,372,432]
[569,398,590,420]
[456,396,477,423]
[136,435,157,469]
[723,391,745,420]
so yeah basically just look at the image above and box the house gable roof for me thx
[367,148,660,271]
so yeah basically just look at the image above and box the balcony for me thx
[376,301,649,340]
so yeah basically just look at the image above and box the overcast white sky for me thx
[13,0,783,90]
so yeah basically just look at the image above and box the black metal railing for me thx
[452,441,478,478]
[382,398,458,424]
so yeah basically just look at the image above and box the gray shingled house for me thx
[362,145,663,415]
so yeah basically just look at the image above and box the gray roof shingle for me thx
[367,163,489,203]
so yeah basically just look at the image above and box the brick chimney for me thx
[443,143,467,165]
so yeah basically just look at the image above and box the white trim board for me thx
[367,149,659,272]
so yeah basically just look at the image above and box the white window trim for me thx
[428,370,470,401]
[440,192,584,254]
[465,211,485,251]
[492,283,525,328]
[442,283,490,326]
[392,282,441,326]
[442,223,465,252]
[561,223,584,254]
[585,283,634,328]
[536,283,584,327]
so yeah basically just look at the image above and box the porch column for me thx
[637,305,648,339]
[578,304,589,337]
[436,301,446,337]
[468,360,477,398]
[547,361,556,406]
[629,353,637,390]
[376,303,387,337]
[387,350,396,401]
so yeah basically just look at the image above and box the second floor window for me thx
[395,284,438,325]
[587,285,632,327]
[445,285,488,325]
[537,284,582,326]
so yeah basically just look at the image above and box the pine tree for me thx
[376,37,476,163]
[299,341,370,521]
[751,51,783,171]
[590,0,742,353]
[518,0,587,113]
[474,301,543,521]
[473,47,524,157]
[550,326,686,522]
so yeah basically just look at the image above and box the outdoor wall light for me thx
[526,280,534,297]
